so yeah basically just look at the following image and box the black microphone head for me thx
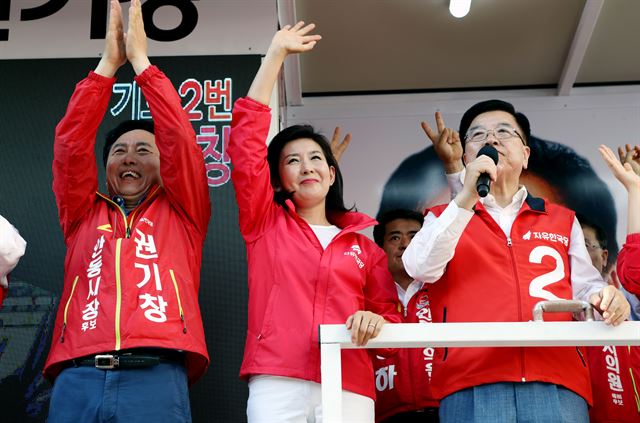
[477,145,499,165]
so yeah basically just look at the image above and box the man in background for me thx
[372,209,439,422]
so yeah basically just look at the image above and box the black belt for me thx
[71,348,184,370]
[381,408,440,423]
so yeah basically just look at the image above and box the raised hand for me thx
[125,0,151,75]
[247,22,321,105]
[618,144,640,177]
[95,0,126,77]
[330,127,352,163]
[600,144,640,192]
[266,22,322,60]
[421,111,464,173]
[454,154,497,210]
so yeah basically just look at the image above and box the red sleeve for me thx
[228,97,279,242]
[364,246,403,324]
[617,233,640,295]
[0,276,6,309]
[135,66,210,237]
[53,71,115,240]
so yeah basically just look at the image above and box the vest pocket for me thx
[60,275,79,343]
[576,347,587,367]
[441,306,448,362]
[169,269,187,334]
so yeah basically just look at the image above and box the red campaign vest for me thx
[44,190,209,385]
[373,286,439,421]
[44,66,211,385]
[586,345,640,422]
[428,197,593,404]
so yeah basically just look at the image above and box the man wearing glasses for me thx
[403,100,630,422]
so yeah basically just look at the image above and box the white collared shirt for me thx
[395,280,425,308]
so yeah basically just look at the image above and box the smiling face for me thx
[463,110,531,182]
[277,138,336,210]
[382,218,422,279]
[106,129,160,206]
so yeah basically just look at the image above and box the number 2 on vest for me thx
[528,246,564,301]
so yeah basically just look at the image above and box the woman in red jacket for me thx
[229,23,401,422]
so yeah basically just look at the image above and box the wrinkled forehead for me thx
[467,110,521,132]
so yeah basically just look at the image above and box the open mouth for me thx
[121,170,141,180]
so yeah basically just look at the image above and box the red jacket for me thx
[229,97,401,400]
[372,285,439,421]
[428,197,593,404]
[45,66,211,385]
[586,345,640,422]
[618,233,640,296]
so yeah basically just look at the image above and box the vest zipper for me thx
[506,237,526,382]
[97,187,161,351]
[170,269,187,334]
[60,276,79,343]
[97,186,160,239]
[114,238,122,350]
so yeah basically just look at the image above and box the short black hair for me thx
[103,120,155,167]
[266,124,352,214]
[373,209,424,247]
[576,214,608,250]
[459,99,531,149]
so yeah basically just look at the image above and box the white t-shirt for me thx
[309,224,341,250]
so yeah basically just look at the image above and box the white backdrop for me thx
[287,85,640,245]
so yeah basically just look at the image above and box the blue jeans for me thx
[48,362,191,423]
[439,382,588,423]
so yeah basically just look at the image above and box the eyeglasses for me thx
[465,126,525,145]
[585,242,604,251]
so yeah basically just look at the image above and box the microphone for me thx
[476,145,499,198]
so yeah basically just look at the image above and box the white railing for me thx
[319,320,640,422]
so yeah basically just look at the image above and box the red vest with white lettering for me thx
[44,66,211,385]
[373,286,439,421]
[428,198,592,404]
[586,345,640,422]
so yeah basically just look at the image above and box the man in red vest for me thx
[372,209,439,422]
[45,1,210,421]
[579,216,640,422]
[403,99,630,422]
